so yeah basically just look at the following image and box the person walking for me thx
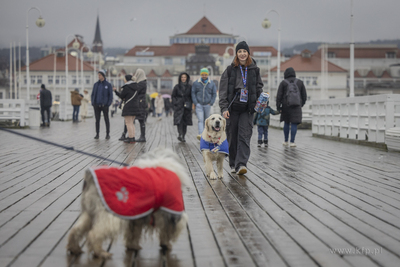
[219,41,263,175]
[91,70,113,140]
[276,67,307,147]
[81,89,90,122]
[133,69,147,142]
[155,94,164,118]
[164,97,171,117]
[253,102,279,147]
[191,67,217,140]
[113,74,141,143]
[71,88,83,122]
[172,72,193,142]
[39,84,52,127]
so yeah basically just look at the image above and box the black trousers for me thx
[94,105,110,134]
[226,111,253,170]
[41,106,51,124]
[177,123,187,137]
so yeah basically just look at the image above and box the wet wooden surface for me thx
[0,113,400,267]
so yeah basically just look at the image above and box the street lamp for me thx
[349,0,355,97]
[262,10,281,92]
[80,45,93,92]
[26,7,45,101]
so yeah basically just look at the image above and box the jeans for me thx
[195,104,211,134]
[72,105,80,122]
[283,122,298,143]
[258,125,269,140]
[93,105,110,134]
[41,106,51,124]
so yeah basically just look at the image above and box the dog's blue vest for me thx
[200,137,229,155]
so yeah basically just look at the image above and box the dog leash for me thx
[0,127,129,166]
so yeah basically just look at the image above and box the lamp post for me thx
[349,0,355,97]
[80,45,93,92]
[262,10,281,92]
[26,7,45,101]
[65,35,80,120]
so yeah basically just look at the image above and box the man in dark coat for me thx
[39,84,52,127]
[172,72,192,142]
[91,70,113,140]
[276,67,307,147]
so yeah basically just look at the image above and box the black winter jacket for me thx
[115,81,141,117]
[172,72,193,126]
[135,80,147,120]
[276,67,307,124]
[40,88,52,107]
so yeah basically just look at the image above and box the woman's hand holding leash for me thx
[223,110,230,119]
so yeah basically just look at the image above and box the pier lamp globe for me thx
[36,16,45,27]
[262,18,271,29]
[112,69,118,75]
[72,40,80,50]
[86,50,93,58]
[215,61,221,67]
[99,59,105,66]
[223,52,230,59]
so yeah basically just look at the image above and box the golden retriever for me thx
[200,114,228,179]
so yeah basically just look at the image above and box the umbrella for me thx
[150,92,158,98]
[162,94,171,99]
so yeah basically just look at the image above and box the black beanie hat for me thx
[41,84,45,89]
[236,41,250,54]
[125,75,132,82]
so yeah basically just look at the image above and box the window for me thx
[55,75,60,84]
[37,75,42,84]
[48,76,53,84]
[164,58,173,65]
[72,76,77,84]
[181,58,186,65]
[386,52,396,58]
[86,76,91,84]
[327,52,336,58]
[0,92,3,99]
[148,79,157,90]
[30,76,36,84]
[61,76,66,84]
[24,75,27,84]
[30,94,36,100]
[161,79,172,89]
[306,77,311,86]
[307,96,311,100]
[329,96,336,99]
[55,95,60,101]
[312,77,318,86]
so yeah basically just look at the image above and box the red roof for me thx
[366,70,377,78]
[314,46,400,59]
[381,70,391,78]
[125,44,278,57]
[22,54,94,71]
[147,69,158,78]
[354,70,362,78]
[185,17,222,35]
[161,69,172,78]
[271,54,346,72]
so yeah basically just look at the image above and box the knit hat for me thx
[75,88,79,92]
[98,70,106,78]
[200,68,209,75]
[235,41,250,54]
[41,84,45,89]
[125,74,133,82]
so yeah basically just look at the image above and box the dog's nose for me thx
[215,121,220,126]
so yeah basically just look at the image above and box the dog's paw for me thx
[126,244,142,251]
[67,245,83,255]
[209,172,217,180]
[94,251,113,259]
[218,173,223,179]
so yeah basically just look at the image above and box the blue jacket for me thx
[253,106,279,126]
[200,137,229,155]
[91,79,113,106]
[191,78,217,106]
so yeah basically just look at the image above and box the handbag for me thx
[184,101,192,110]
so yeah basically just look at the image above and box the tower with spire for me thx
[92,14,103,53]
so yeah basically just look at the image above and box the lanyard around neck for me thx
[239,66,247,88]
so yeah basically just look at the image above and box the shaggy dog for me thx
[66,149,189,259]
[200,114,228,179]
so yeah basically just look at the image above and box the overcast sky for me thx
[1,0,399,50]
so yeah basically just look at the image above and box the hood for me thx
[284,67,296,79]
[134,69,146,83]
[178,72,190,85]
[71,91,79,95]
[231,57,258,70]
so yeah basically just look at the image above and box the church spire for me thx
[92,13,103,53]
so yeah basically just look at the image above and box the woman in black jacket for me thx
[219,41,263,175]
[113,75,140,143]
[172,72,192,142]
[133,69,147,142]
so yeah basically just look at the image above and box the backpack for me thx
[284,79,301,107]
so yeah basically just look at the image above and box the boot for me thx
[137,124,146,142]
[182,135,186,142]
[264,140,268,147]
[124,137,135,143]
[137,135,146,142]
[94,134,99,139]
[105,134,110,140]
[119,133,126,141]
[177,135,183,142]
[257,140,262,147]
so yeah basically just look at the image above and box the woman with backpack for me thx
[219,41,263,175]
[276,67,307,147]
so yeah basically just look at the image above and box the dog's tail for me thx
[134,148,190,187]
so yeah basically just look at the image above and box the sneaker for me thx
[105,134,110,140]
[124,137,135,143]
[94,134,99,139]
[290,142,296,147]
[264,140,268,147]
[236,166,247,175]
[230,167,236,173]
[257,143,261,147]
[197,135,201,141]
[257,140,262,147]
[178,135,183,142]
[282,141,289,146]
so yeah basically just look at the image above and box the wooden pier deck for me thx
[0,114,400,267]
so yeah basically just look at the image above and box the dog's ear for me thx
[205,117,211,133]
[222,117,226,132]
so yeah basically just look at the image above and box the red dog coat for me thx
[89,166,185,219]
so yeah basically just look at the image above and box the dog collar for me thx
[208,136,221,144]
